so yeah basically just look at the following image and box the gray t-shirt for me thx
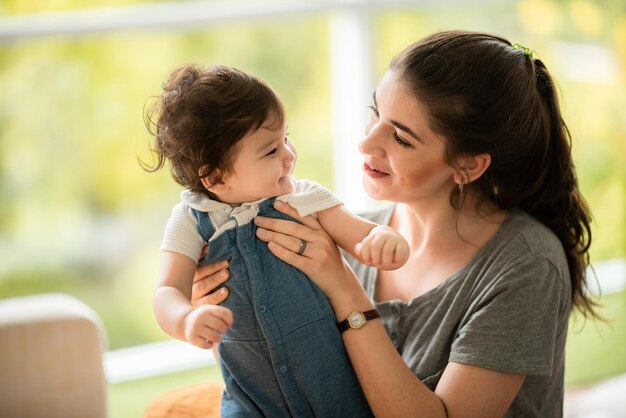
[346,206,571,418]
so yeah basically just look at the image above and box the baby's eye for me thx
[368,105,379,117]
[265,148,278,157]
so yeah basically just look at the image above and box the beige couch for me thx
[0,293,108,418]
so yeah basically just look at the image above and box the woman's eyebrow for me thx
[373,89,423,143]
[389,120,422,142]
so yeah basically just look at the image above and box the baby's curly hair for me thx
[143,64,285,196]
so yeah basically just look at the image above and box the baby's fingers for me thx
[366,234,387,265]
[192,329,222,350]
[211,305,234,328]
[379,238,397,267]
[393,240,410,266]
[354,241,372,264]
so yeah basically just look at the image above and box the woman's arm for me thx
[254,201,525,418]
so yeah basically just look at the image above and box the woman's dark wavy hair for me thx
[142,64,284,197]
[390,30,597,318]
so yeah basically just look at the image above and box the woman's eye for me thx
[368,105,379,117]
[265,148,278,157]
[394,133,412,148]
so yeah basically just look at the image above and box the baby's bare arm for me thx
[154,251,232,349]
[316,205,376,258]
[317,205,408,270]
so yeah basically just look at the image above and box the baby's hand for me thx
[183,304,233,349]
[354,225,409,270]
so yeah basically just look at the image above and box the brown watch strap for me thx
[337,309,380,333]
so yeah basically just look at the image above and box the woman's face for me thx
[359,71,455,206]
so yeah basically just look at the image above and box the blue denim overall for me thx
[192,197,373,417]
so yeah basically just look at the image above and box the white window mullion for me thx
[329,7,377,212]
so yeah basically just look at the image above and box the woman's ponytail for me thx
[531,58,597,318]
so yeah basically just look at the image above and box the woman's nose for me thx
[359,123,383,156]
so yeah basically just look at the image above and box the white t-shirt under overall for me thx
[161,179,341,263]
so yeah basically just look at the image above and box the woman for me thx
[191,30,595,417]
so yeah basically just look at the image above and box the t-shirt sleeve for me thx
[160,202,205,263]
[449,257,566,376]
[277,179,342,217]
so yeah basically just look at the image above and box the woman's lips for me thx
[363,162,389,178]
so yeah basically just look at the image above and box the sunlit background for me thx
[1,0,625,417]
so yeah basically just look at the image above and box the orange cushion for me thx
[143,382,223,418]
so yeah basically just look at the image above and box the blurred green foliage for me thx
[0,10,334,348]
[1,0,625,390]
[566,289,626,388]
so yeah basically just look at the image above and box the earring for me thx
[458,182,464,197]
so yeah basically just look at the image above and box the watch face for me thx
[348,311,366,329]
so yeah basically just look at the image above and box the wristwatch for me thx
[337,309,379,333]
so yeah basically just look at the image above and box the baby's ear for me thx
[200,166,227,193]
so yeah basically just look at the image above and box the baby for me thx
[144,64,408,417]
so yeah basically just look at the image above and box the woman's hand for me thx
[253,200,358,302]
[191,250,230,308]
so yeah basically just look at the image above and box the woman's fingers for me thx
[272,200,323,231]
[193,259,228,284]
[191,260,230,307]
[255,226,309,257]
[194,287,229,307]
[199,244,209,259]
[253,200,352,297]
[254,217,319,249]
[266,241,310,272]
[253,201,326,256]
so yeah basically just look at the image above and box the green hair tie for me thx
[512,43,534,59]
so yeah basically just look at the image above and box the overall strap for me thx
[190,208,217,243]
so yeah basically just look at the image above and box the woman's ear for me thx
[453,153,491,185]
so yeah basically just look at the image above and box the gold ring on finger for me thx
[297,239,308,256]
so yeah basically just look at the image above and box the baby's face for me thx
[213,117,297,205]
